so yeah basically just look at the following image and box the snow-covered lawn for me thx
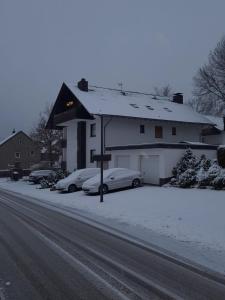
[0,178,224,252]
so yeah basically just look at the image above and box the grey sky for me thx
[0,0,225,140]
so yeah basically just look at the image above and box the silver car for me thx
[55,168,100,192]
[82,168,143,194]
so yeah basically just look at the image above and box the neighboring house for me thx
[46,78,217,185]
[0,131,40,170]
[202,115,225,145]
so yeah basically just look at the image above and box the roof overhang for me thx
[106,142,218,151]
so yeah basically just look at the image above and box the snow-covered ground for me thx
[0,178,225,274]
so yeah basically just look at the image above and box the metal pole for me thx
[100,115,104,203]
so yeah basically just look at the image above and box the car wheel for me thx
[68,184,77,193]
[99,184,108,194]
[132,178,141,188]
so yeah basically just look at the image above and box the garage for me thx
[140,155,160,185]
[115,155,130,169]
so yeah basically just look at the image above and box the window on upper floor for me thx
[30,150,34,156]
[15,152,21,159]
[18,139,22,144]
[90,123,96,137]
[155,126,163,138]
[90,149,96,163]
[140,125,145,134]
[172,127,177,136]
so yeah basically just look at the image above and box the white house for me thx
[47,79,217,185]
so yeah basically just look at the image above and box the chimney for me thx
[77,78,88,92]
[173,93,183,104]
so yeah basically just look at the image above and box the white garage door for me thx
[115,155,130,169]
[140,155,160,185]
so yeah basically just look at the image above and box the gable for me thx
[46,83,93,129]
[0,131,33,148]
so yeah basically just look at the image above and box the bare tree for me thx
[30,104,63,167]
[153,84,173,97]
[193,36,225,115]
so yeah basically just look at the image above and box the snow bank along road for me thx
[0,189,225,300]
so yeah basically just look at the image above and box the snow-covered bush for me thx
[207,160,221,184]
[170,150,225,189]
[177,169,196,188]
[195,154,211,171]
[211,169,225,190]
[196,167,210,188]
[172,149,197,179]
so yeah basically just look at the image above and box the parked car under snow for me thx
[55,168,100,193]
[28,170,57,184]
[82,168,143,194]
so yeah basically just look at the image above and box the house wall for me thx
[203,132,225,145]
[0,132,40,170]
[104,117,203,147]
[63,115,206,172]
[108,147,217,184]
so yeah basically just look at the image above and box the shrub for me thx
[172,149,197,178]
[207,160,221,185]
[195,154,211,171]
[211,169,225,190]
[196,167,210,187]
[177,168,196,188]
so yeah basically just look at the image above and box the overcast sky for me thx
[0,0,225,140]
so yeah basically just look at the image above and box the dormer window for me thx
[163,107,172,112]
[129,103,139,108]
[146,105,154,110]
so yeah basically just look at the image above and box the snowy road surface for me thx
[0,179,225,274]
[0,189,225,299]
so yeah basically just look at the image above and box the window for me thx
[172,127,176,136]
[163,107,172,112]
[15,152,21,159]
[90,149,96,163]
[18,139,22,144]
[129,103,139,108]
[140,125,145,134]
[90,123,96,137]
[146,105,154,110]
[155,126,163,138]
[30,150,34,156]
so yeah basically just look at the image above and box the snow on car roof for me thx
[66,83,213,125]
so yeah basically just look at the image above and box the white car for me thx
[55,168,100,193]
[82,168,143,194]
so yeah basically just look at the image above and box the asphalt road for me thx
[0,189,225,300]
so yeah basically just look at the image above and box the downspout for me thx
[103,117,113,153]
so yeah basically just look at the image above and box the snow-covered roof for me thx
[0,132,17,146]
[67,83,213,125]
[203,115,224,131]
